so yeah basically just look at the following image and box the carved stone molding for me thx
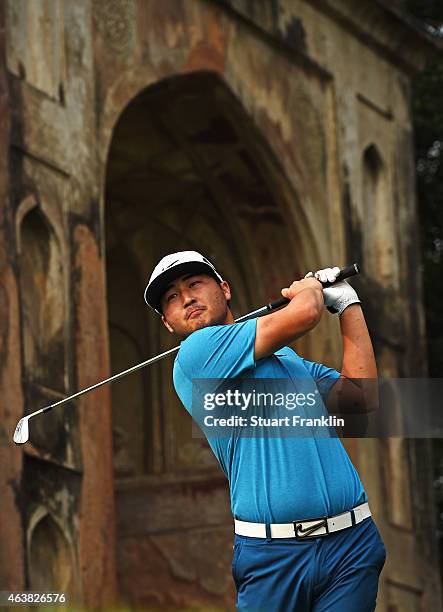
[93,0,136,54]
[307,0,442,74]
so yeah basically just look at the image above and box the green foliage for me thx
[405,0,443,588]
[413,57,443,376]
[405,0,443,376]
[404,1,443,29]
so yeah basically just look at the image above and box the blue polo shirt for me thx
[173,318,367,523]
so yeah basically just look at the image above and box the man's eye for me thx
[167,293,177,302]
[190,280,200,287]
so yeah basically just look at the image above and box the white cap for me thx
[144,251,224,314]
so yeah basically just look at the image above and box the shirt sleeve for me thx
[176,318,257,380]
[300,357,341,401]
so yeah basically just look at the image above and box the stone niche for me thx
[28,511,74,593]
[18,205,65,393]
[23,455,81,601]
[362,144,398,287]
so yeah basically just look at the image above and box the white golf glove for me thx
[304,267,360,315]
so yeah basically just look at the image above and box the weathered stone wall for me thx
[0,0,441,609]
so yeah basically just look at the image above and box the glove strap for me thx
[336,297,361,316]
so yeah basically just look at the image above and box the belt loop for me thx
[351,509,356,526]
[265,522,272,542]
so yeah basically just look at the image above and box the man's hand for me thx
[254,276,323,361]
[305,267,361,315]
[281,276,323,301]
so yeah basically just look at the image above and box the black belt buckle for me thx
[294,516,329,540]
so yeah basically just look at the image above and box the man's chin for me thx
[180,315,217,338]
[190,317,211,330]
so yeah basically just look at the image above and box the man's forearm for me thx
[325,303,378,415]
[314,267,378,414]
[339,304,377,378]
[255,283,324,361]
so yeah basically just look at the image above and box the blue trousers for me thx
[232,517,386,611]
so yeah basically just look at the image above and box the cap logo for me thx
[164,259,179,271]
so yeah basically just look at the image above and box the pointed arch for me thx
[362,143,397,284]
[28,510,75,592]
[104,71,318,478]
[18,203,65,392]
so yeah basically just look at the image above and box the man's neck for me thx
[224,310,235,325]
[179,309,235,341]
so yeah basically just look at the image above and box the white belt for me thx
[234,502,371,539]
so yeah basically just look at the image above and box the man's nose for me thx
[181,290,196,308]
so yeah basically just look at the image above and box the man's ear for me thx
[161,315,174,333]
[220,280,231,302]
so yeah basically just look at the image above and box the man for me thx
[144,251,386,612]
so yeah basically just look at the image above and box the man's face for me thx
[160,273,233,338]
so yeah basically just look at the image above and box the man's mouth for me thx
[187,307,206,319]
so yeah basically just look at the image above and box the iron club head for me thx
[13,416,30,445]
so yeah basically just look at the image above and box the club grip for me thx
[323,263,359,287]
[268,263,360,311]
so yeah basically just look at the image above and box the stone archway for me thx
[104,70,309,608]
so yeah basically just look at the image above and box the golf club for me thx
[13,263,359,445]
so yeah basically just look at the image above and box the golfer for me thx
[144,251,386,612]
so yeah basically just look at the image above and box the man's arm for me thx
[326,304,379,414]
[254,277,324,361]
[340,304,377,379]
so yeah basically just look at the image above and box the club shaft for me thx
[31,346,180,418]
[27,263,359,418]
